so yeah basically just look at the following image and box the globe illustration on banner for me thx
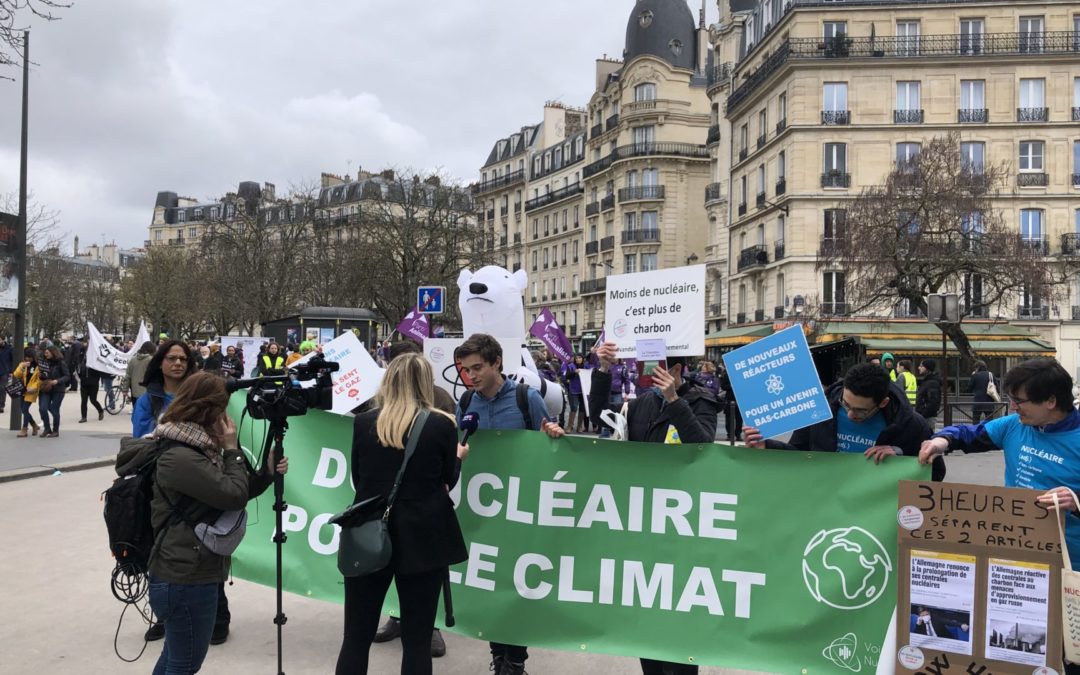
[802,527,892,610]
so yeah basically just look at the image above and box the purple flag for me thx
[395,306,430,344]
[529,308,575,364]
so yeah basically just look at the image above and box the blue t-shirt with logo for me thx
[983,413,1080,569]
[836,412,887,454]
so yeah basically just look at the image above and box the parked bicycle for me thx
[105,384,131,415]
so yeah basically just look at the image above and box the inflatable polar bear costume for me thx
[457,265,564,417]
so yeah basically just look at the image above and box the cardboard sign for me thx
[423,337,522,402]
[896,481,1063,674]
[603,265,705,357]
[720,325,831,439]
[291,331,383,416]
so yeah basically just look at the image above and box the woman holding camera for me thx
[37,345,70,438]
[144,371,287,675]
[335,353,467,675]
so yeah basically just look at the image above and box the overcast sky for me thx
[0,0,716,252]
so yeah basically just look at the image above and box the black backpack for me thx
[459,381,533,430]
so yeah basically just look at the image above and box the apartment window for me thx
[226,204,235,218]
[573,240,579,260]
[823,272,846,311]
[642,211,658,232]
[824,143,847,173]
[739,124,748,153]
[177,210,186,223]
[634,83,657,102]
[155,230,162,240]
[641,253,657,272]
[543,215,550,236]
[624,212,637,231]
[188,227,196,238]
[1020,79,1045,109]
[776,274,786,308]
[1020,209,1044,241]
[738,284,747,315]
[963,274,983,312]
[896,21,920,56]
[776,214,786,243]
[896,142,920,169]
[533,157,541,175]
[532,219,539,239]
[823,21,846,39]
[777,151,786,181]
[632,125,655,146]
[543,249,550,267]
[756,223,765,246]
[626,170,638,188]
[575,137,584,155]
[740,176,748,204]
[1022,286,1043,312]
[778,92,787,121]
[757,165,766,194]
[624,254,637,274]
[1074,141,1080,177]
[589,223,597,242]
[896,81,920,111]
[758,110,767,139]
[960,80,985,111]
[961,142,985,174]
[554,147,562,167]
[1019,16,1044,53]
[532,251,538,270]
[823,83,847,112]
[210,207,219,220]
[959,19,984,54]
[642,168,658,186]
[824,209,847,238]
[1019,141,1044,171]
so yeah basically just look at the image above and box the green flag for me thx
[229,398,928,673]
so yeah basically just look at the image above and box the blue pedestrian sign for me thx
[721,325,832,440]
[417,286,445,314]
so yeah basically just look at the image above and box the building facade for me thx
[708,0,1080,375]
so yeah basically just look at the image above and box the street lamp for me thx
[927,293,960,426]
[686,253,699,265]
[593,261,613,272]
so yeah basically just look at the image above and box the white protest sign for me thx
[291,331,383,416]
[87,321,152,377]
[424,337,522,403]
[603,265,705,357]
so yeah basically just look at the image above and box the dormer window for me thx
[639,10,653,28]
[669,39,683,58]
[177,210,186,223]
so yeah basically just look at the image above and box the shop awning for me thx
[860,338,1054,357]
[704,324,774,348]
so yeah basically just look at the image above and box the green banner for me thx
[228,396,929,672]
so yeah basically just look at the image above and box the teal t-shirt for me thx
[836,412,887,453]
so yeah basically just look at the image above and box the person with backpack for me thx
[37,345,70,438]
[133,340,197,438]
[131,372,287,675]
[12,347,40,437]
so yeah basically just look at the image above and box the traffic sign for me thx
[417,286,445,314]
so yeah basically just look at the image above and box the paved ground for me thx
[0,404,1005,674]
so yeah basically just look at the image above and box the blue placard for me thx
[417,286,445,314]
[721,325,832,439]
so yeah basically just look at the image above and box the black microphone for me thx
[459,412,480,444]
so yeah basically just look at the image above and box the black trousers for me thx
[336,565,444,675]
[80,379,103,418]
[640,658,698,674]
[490,641,528,664]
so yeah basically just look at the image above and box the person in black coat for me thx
[745,363,945,481]
[915,359,942,427]
[968,360,995,422]
[0,338,12,413]
[335,352,467,675]
[64,337,85,392]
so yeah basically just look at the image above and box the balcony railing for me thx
[707,124,721,145]
[586,201,600,216]
[580,278,607,295]
[601,194,616,211]
[1073,174,1080,188]
[1021,237,1049,255]
[524,182,584,211]
[776,118,787,134]
[737,244,768,271]
[706,62,732,88]
[499,235,507,247]
[1017,173,1048,187]
[751,309,764,322]
[583,154,615,179]
[958,108,988,123]
[819,236,845,256]
[1017,107,1049,122]
[600,235,615,251]
[774,240,785,260]
[705,182,725,204]
[585,240,599,256]
[736,312,747,325]
[821,110,850,125]
[774,306,785,319]
[1018,305,1049,320]
[821,172,851,189]
[590,123,603,139]
[894,109,924,124]
[585,144,710,180]
[728,31,1080,115]
[756,192,766,208]
[738,202,747,216]
[1074,107,1080,122]
[739,147,748,162]
[472,169,526,195]
[709,303,724,317]
[486,209,495,220]
[821,302,848,317]
[621,229,661,245]
[1073,306,1080,321]
[618,185,665,202]
[1062,233,1080,255]
[757,134,767,149]
[606,113,620,131]
[775,178,786,195]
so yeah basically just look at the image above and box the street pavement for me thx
[0,404,1005,674]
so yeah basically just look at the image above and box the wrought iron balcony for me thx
[514,202,522,213]
[580,278,607,295]
[821,302,848,317]
[600,194,616,211]
[586,201,600,216]
[738,202,747,216]
[737,244,768,271]
[1017,107,1049,122]
[618,185,665,202]
[821,110,850,125]
[500,206,509,218]
[727,31,1080,115]
[1021,237,1049,255]
[774,240,785,260]
[739,147,748,162]
[706,62,732,88]
[524,183,584,211]
[512,263,521,272]
[774,306,785,319]
[1062,233,1080,255]
[606,114,620,131]
[513,233,521,245]
[499,235,507,247]
[1074,107,1080,122]
[1073,174,1080,188]
[819,236,845,256]
[1017,173,1048,187]
[600,235,615,252]
[705,182,725,204]
[958,108,988,123]
[775,178,786,195]
[736,312,747,325]
[583,154,614,179]
[821,172,851,189]
[1018,305,1049,320]
[709,303,724,317]
[585,240,599,256]
[757,134,767,149]
[590,123,603,139]
[756,192,766,208]
[894,109,924,124]
[472,169,526,195]
[1073,306,1080,321]
[622,229,661,245]
[776,119,786,134]
[752,309,765,322]
[707,124,721,145]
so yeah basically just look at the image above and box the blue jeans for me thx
[20,399,35,428]
[38,390,64,434]
[149,577,219,675]
[101,375,115,407]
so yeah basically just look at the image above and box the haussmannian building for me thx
[707,0,1080,378]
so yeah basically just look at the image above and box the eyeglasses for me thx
[1007,395,1031,407]
[164,355,189,363]
[839,397,879,419]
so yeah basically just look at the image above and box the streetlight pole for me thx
[10,31,29,432]
[928,293,959,427]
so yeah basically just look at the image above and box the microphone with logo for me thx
[442,411,479,628]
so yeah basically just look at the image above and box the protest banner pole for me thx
[10,31,29,432]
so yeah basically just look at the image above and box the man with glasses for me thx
[744,363,943,480]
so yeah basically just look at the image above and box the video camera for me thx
[226,353,340,421]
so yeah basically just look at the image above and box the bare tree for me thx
[120,246,201,339]
[818,133,1064,363]
[0,0,69,74]
[25,250,73,339]
[1,190,62,249]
